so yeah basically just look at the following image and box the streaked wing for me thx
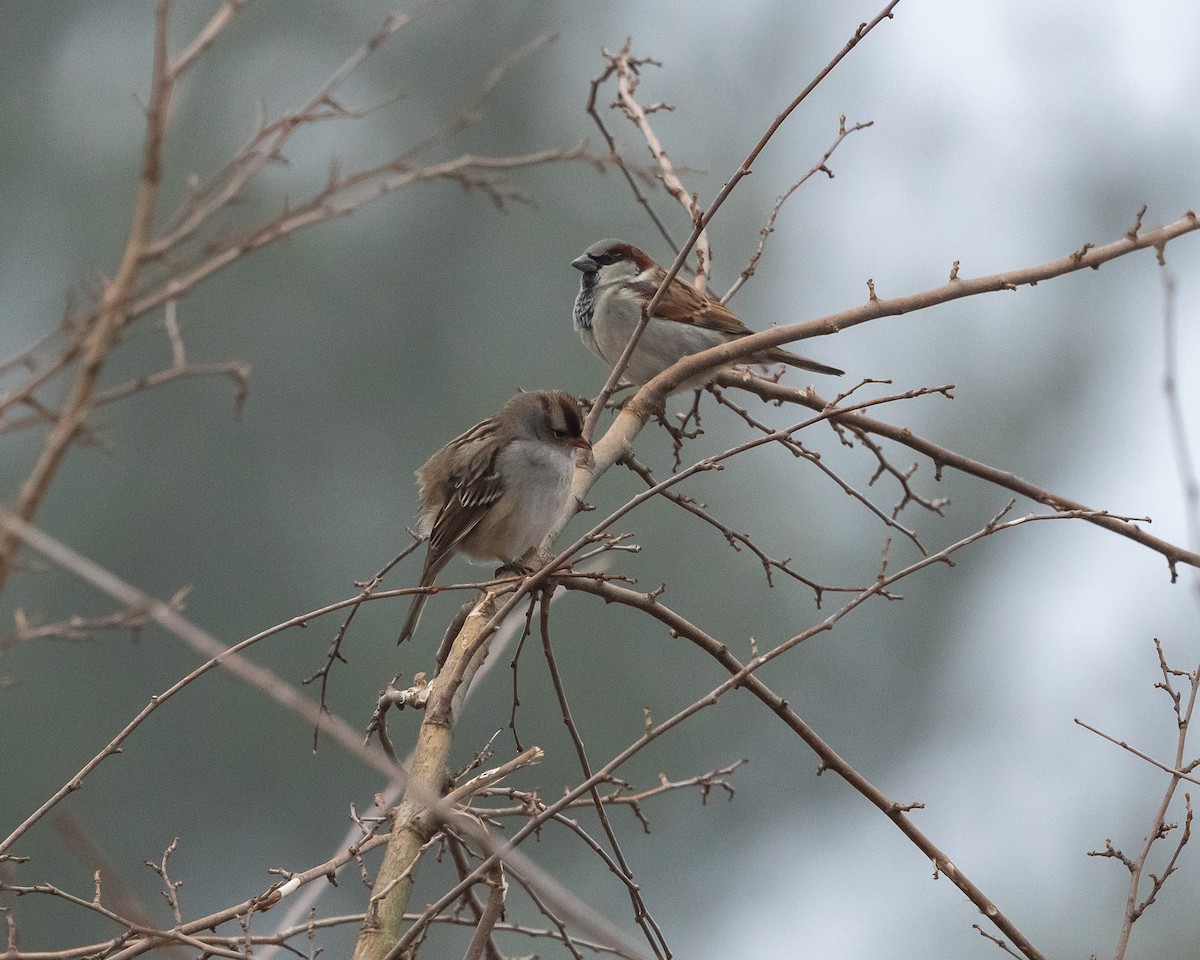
[427,420,505,561]
[631,275,753,337]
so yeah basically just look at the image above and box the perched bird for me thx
[572,239,843,391]
[397,390,589,644]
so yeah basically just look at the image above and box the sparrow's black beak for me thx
[570,254,595,273]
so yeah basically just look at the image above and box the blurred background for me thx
[2,1,1199,957]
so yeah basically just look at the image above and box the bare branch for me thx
[539,594,669,959]
[582,2,902,439]
[709,383,932,555]
[1075,718,1200,786]
[1094,645,1200,960]
[460,862,506,960]
[0,1,175,594]
[723,115,874,303]
[634,212,1200,411]
[609,47,709,289]
[728,371,1200,575]
[585,44,677,253]
[620,450,877,602]
[0,506,407,857]
[478,759,749,817]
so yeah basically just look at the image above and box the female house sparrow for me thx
[572,239,843,391]
[397,390,589,644]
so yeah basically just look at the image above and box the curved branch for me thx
[726,371,1200,575]
[638,212,1200,405]
[562,576,1047,960]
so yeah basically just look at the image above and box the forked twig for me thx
[582,1,902,439]
[539,592,670,959]
[1083,642,1199,960]
[724,115,874,303]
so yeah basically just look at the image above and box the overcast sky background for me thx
[2,2,1199,958]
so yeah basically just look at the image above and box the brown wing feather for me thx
[399,418,506,644]
[631,276,754,337]
[420,417,507,565]
[632,271,843,376]
[428,460,502,561]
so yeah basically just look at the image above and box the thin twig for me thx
[460,861,506,960]
[619,450,873,602]
[585,44,676,253]
[444,834,505,960]
[723,116,874,303]
[306,538,424,749]
[1074,718,1200,786]
[0,1,174,594]
[610,47,710,288]
[728,370,1200,576]
[1101,646,1200,960]
[0,507,406,857]
[710,383,931,554]
[170,0,257,77]
[478,760,748,817]
[539,593,669,959]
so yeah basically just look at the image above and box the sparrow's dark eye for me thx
[552,428,569,440]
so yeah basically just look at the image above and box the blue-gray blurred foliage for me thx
[2,1,1199,958]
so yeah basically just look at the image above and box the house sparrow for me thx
[572,239,843,391]
[396,390,589,644]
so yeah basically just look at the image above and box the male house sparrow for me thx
[572,239,843,391]
[397,390,589,644]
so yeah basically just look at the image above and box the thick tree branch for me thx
[637,212,1199,408]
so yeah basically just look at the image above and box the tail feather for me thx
[396,593,430,645]
[769,346,844,378]
[396,551,450,644]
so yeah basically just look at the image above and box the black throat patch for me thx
[573,273,598,331]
